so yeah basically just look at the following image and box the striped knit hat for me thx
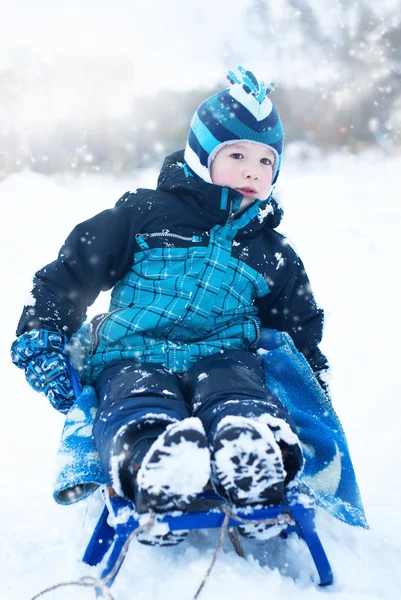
[184,66,284,189]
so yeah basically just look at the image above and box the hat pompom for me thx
[226,66,275,103]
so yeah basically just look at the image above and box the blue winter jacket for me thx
[17,150,328,383]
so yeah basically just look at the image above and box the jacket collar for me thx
[156,150,284,233]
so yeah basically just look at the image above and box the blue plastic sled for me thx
[82,488,333,589]
[63,359,335,589]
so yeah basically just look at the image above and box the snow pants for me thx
[92,349,303,485]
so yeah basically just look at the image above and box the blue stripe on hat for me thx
[187,129,210,167]
[214,104,282,142]
[264,136,284,155]
[272,154,283,184]
[213,92,281,132]
[199,105,283,149]
[190,112,221,154]
[198,108,238,144]
[217,91,280,127]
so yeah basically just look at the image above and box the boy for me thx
[11,67,328,543]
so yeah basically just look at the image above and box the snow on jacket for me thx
[17,150,328,382]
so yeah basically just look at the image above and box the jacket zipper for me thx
[90,308,123,354]
[141,232,202,242]
[251,318,261,344]
[228,200,257,223]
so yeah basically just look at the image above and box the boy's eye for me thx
[261,157,272,165]
[230,153,244,159]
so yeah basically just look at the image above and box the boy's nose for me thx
[245,170,259,180]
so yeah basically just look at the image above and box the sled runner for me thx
[82,487,334,589]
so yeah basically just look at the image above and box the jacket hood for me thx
[156,150,284,230]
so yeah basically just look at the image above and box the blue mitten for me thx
[11,329,75,414]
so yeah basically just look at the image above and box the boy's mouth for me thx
[236,186,257,198]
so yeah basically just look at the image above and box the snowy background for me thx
[1,0,401,598]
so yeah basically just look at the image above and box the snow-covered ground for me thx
[1,150,401,599]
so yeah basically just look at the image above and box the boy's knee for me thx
[95,360,185,407]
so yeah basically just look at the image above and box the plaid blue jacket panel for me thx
[90,216,270,376]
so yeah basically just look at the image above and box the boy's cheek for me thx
[212,168,234,186]
[219,166,238,183]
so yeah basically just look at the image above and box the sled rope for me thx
[193,507,230,600]
[192,504,295,599]
[29,510,157,600]
[223,505,295,560]
[29,506,295,600]
[221,504,295,528]
[227,526,245,558]
[29,576,115,600]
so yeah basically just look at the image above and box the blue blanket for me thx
[53,329,367,528]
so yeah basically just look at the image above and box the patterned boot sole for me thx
[211,416,286,507]
[136,528,189,547]
[135,417,211,515]
[237,521,287,541]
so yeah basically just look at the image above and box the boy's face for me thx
[210,141,275,207]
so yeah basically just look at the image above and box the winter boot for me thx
[134,417,211,546]
[211,416,286,507]
[236,519,288,541]
[111,417,210,546]
[237,439,304,539]
[135,417,211,513]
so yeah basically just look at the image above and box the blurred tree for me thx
[246,0,401,150]
[129,86,220,168]
[1,5,400,179]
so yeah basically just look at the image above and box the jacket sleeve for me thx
[254,254,330,393]
[16,201,139,337]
